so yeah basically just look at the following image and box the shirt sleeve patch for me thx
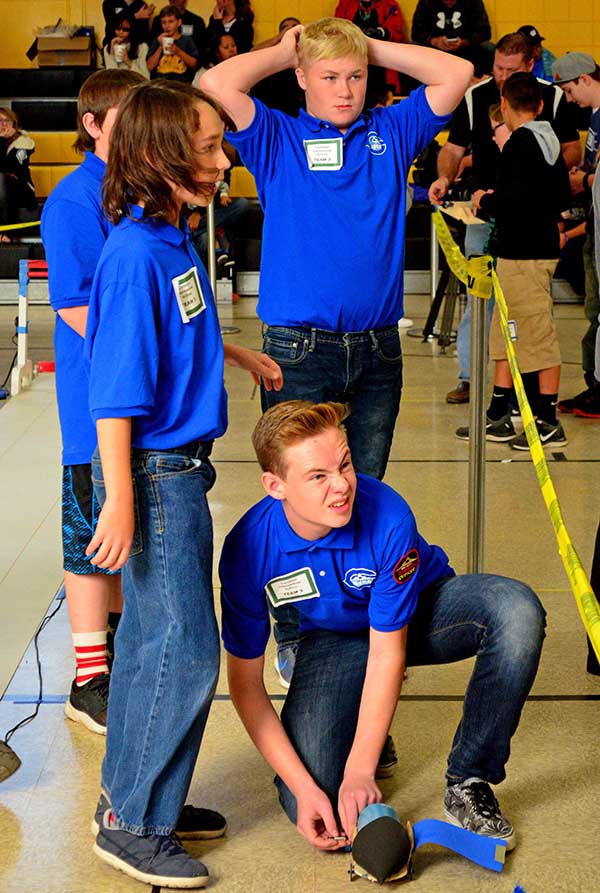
[393,549,419,585]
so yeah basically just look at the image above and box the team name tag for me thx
[172,266,206,323]
[265,567,320,606]
[303,138,343,171]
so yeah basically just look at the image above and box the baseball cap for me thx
[517,25,544,45]
[551,52,596,85]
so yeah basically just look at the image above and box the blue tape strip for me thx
[413,819,506,873]
[3,694,67,704]
[16,325,28,334]
[18,258,28,292]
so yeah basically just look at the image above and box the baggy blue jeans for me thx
[92,440,220,836]
[275,574,546,824]
[457,223,496,382]
[260,324,404,648]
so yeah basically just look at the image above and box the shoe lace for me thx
[152,832,186,861]
[464,782,501,819]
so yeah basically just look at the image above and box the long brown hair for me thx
[103,80,234,224]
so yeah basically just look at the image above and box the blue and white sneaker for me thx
[93,808,209,888]
[92,793,227,840]
[273,643,298,689]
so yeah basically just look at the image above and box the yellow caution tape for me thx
[433,210,600,663]
[0,220,40,233]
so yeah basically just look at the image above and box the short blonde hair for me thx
[252,401,349,477]
[297,18,368,69]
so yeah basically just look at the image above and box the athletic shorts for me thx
[490,258,561,373]
[62,464,113,576]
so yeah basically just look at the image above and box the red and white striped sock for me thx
[72,631,109,686]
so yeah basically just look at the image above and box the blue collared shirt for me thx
[220,474,454,659]
[87,206,227,448]
[226,89,450,331]
[42,152,110,465]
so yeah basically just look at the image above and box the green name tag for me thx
[265,567,320,607]
[303,138,343,171]
[172,266,206,323]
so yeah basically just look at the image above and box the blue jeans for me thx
[275,574,546,823]
[92,441,219,836]
[260,324,403,648]
[456,223,495,382]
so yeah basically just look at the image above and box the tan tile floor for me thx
[1,295,599,893]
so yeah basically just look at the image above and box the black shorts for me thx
[61,464,114,576]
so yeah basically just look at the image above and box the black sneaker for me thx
[64,673,109,735]
[456,414,515,443]
[558,387,595,414]
[94,810,209,888]
[444,778,515,850]
[92,794,227,840]
[573,387,600,419]
[510,419,568,451]
[375,735,398,779]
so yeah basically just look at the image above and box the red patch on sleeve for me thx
[392,549,419,585]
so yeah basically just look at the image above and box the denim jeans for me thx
[92,440,219,836]
[260,324,403,648]
[582,234,600,379]
[456,223,495,382]
[275,573,546,824]
[191,197,250,266]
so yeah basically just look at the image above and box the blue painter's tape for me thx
[18,258,28,291]
[413,819,506,872]
[16,325,29,334]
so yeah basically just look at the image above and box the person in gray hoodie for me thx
[456,72,571,450]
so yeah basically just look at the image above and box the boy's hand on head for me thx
[279,24,303,68]
[338,771,382,840]
[86,496,134,573]
[296,786,346,850]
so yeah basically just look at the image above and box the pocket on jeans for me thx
[92,458,143,558]
[375,330,403,364]
[263,332,309,366]
[152,454,204,478]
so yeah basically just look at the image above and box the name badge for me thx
[507,319,517,341]
[172,266,206,323]
[181,24,193,36]
[265,567,320,607]
[304,138,343,171]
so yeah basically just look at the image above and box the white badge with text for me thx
[303,138,343,171]
[172,266,206,323]
[265,567,320,607]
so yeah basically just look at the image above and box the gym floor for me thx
[0,294,599,893]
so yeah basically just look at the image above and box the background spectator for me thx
[150,0,206,61]
[102,0,154,47]
[207,0,254,55]
[103,16,150,78]
[517,25,556,82]
[0,108,37,233]
[411,0,493,76]
[147,4,199,81]
[335,0,407,94]
[194,32,238,82]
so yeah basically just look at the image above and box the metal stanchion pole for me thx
[430,211,439,304]
[467,294,487,573]
[206,200,217,296]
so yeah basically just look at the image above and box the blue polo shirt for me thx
[86,206,227,448]
[220,474,454,659]
[42,152,110,465]
[226,89,450,331]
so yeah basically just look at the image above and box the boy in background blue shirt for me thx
[220,400,546,852]
[42,69,144,735]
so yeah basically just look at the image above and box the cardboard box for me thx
[37,36,92,67]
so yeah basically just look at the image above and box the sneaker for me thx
[64,673,110,735]
[446,381,470,404]
[398,317,414,328]
[510,419,568,451]
[558,387,595,414]
[94,810,209,888]
[444,778,515,850]
[375,735,398,779]
[273,642,298,689]
[92,794,227,841]
[455,414,515,443]
[573,387,600,419]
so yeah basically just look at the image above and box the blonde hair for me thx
[252,401,349,477]
[489,102,504,125]
[297,18,368,69]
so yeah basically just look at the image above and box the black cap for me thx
[518,25,545,44]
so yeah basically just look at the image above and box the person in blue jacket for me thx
[220,400,546,853]
[85,80,282,889]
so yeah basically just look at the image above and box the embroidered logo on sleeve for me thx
[392,549,420,585]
